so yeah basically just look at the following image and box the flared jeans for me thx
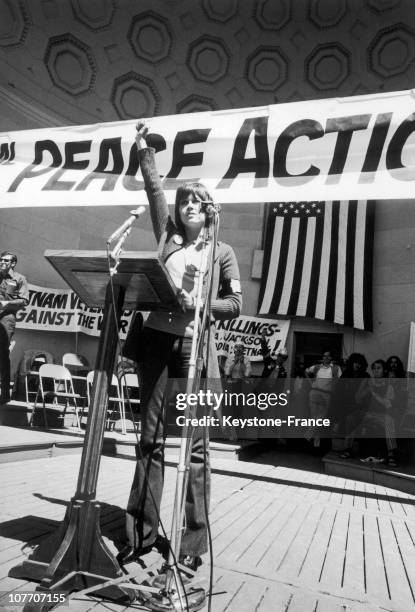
[125,327,210,557]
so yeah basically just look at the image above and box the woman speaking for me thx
[118,122,242,581]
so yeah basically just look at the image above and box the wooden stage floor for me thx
[1,452,415,611]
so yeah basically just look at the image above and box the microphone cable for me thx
[105,244,189,610]
[197,209,220,612]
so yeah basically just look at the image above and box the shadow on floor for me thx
[238,438,327,474]
[0,495,126,551]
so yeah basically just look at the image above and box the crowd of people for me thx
[335,353,407,467]
[258,346,407,466]
[219,340,408,466]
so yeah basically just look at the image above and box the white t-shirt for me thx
[146,239,211,337]
[306,363,340,392]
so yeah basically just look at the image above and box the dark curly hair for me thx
[345,352,368,372]
[385,355,405,378]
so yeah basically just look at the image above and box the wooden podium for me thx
[11,250,180,608]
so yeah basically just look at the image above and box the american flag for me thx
[258,201,375,331]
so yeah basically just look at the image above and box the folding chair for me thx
[86,371,124,431]
[31,364,85,429]
[62,353,89,393]
[62,352,89,370]
[25,355,47,407]
[119,372,140,435]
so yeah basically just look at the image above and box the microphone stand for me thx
[107,207,145,276]
[142,213,218,611]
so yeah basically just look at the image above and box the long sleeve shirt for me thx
[0,269,29,316]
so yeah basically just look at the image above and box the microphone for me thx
[204,203,218,218]
[106,206,146,244]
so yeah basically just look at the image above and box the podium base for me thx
[10,498,135,608]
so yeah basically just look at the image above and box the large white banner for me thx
[1,89,414,207]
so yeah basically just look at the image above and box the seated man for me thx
[0,252,29,404]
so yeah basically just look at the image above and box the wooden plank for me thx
[252,501,303,572]
[362,512,391,606]
[318,509,349,592]
[376,514,414,610]
[215,576,267,612]
[276,503,327,581]
[232,497,287,565]
[373,483,394,515]
[248,580,294,611]
[207,571,244,611]
[297,506,337,586]
[342,508,365,595]
[338,478,359,509]
[351,479,370,512]
[214,496,276,560]
[213,493,273,559]
[261,503,314,575]
[388,518,415,605]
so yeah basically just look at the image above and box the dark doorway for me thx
[293,332,343,370]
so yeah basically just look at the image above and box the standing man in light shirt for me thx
[0,252,29,404]
[304,350,341,448]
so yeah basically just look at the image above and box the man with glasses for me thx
[0,252,29,404]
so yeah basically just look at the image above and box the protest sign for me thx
[215,315,290,361]
[16,284,134,339]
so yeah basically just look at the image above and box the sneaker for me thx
[360,456,384,464]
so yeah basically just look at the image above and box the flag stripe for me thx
[279,217,301,314]
[259,214,283,313]
[363,201,375,331]
[315,202,333,321]
[296,217,316,317]
[354,201,367,329]
[257,205,274,309]
[344,201,357,327]
[287,215,308,315]
[270,215,292,312]
[325,200,340,323]
[334,201,349,325]
[306,211,325,318]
